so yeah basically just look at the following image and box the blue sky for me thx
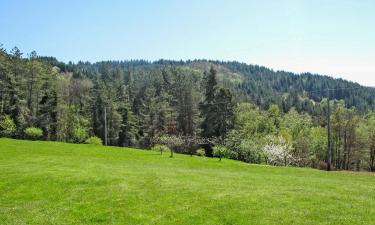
[1,0,374,86]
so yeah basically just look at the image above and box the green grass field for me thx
[0,138,374,225]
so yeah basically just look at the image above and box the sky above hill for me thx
[1,0,374,86]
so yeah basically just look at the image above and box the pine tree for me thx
[201,66,219,138]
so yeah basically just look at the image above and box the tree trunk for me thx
[0,91,3,114]
[284,155,287,167]
[337,134,341,169]
[28,70,34,111]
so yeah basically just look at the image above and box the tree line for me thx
[0,46,374,172]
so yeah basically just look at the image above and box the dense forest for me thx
[1,45,375,172]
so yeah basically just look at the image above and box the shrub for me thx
[24,127,43,140]
[73,127,88,143]
[196,148,206,157]
[85,136,103,145]
[151,144,170,155]
[317,161,336,171]
[0,115,16,137]
[237,139,263,163]
[213,146,229,161]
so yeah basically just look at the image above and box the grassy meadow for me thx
[0,138,374,225]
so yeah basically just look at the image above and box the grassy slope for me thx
[0,138,374,225]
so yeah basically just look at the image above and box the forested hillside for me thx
[1,46,375,171]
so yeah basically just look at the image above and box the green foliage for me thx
[2,45,375,171]
[201,67,234,139]
[151,144,170,155]
[267,104,281,131]
[308,127,327,167]
[237,139,264,163]
[85,136,103,145]
[0,115,16,137]
[357,112,375,171]
[24,127,43,140]
[212,145,230,161]
[225,133,263,163]
[72,127,89,143]
[196,148,206,157]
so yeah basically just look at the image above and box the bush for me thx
[196,148,206,157]
[24,127,43,140]
[213,146,229,161]
[151,144,170,155]
[73,127,88,143]
[85,136,103,145]
[0,115,16,137]
[317,161,336,171]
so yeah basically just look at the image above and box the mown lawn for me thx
[0,138,374,225]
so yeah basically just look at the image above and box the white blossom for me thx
[263,136,294,166]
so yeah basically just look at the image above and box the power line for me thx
[327,90,332,171]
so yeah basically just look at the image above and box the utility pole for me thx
[169,109,174,158]
[104,106,108,146]
[327,89,332,171]
[222,108,227,146]
[0,90,3,114]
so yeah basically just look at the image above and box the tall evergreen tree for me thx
[201,66,219,138]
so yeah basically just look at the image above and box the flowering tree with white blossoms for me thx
[153,135,184,158]
[263,135,295,166]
